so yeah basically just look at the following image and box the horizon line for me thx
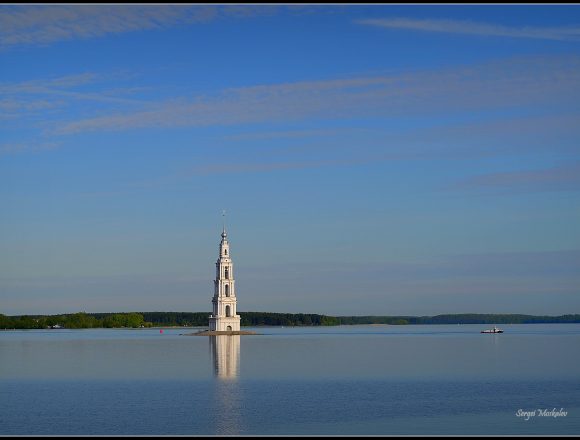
[4,311,580,318]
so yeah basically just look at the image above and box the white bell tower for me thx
[209,217,241,332]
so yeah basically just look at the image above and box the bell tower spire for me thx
[209,212,241,332]
[222,209,227,238]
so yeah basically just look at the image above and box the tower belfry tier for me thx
[209,225,241,332]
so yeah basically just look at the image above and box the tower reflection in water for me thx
[210,335,240,379]
[209,335,242,435]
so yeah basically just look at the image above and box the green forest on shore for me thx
[1,311,579,329]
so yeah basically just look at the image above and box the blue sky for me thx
[1,4,580,316]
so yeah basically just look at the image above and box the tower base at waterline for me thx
[183,330,259,336]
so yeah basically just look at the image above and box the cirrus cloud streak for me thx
[0,5,281,50]
[357,17,580,41]
[51,54,580,135]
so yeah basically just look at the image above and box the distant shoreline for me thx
[1,312,579,330]
[2,322,580,332]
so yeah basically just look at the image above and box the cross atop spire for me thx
[221,209,227,239]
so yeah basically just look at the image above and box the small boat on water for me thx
[481,326,503,334]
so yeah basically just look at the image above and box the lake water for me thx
[1,324,579,435]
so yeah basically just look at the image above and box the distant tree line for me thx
[240,312,340,326]
[333,314,580,325]
[1,312,579,329]
[0,312,148,329]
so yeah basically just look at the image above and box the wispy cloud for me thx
[451,163,580,193]
[50,54,580,135]
[0,141,61,156]
[357,17,580,41]
[250,249,580,282]
[0,72,143,105]
[242,250,580,315]
[0,73,99,92]
[0,5,213,50]
[402,113,580,159]
[0,71,146,130]
[223,113,580,159]
[0,98,62,115]
[0,5,280,50]
[185,156,387,176]
[222,128,350,142]
[0,73,98,106]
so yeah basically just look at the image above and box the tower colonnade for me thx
[209,226,241,332]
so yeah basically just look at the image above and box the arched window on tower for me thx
[225,305,231,317]
[225,284,229,297]
[225,249,227,255]
[225,267,229,279]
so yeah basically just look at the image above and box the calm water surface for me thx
[1,324,579,435]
